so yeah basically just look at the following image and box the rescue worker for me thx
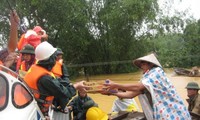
[68,90,98,120]
[186,82,200,119]
[19,44,36,71]
[24,41,88,118]
[51,48,71,111]
[0,10,19,68]
[51,48,70,86]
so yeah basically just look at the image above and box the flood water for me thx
[75,68,200,113]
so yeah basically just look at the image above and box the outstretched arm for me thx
[104,80,145,92]
[7,10,19,53]
[113,91,142,99]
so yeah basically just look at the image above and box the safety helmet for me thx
[35,41,57,60]
[20,44,35,54]
[185,82,200,90]
[56,48,63,55]
[86,107,108,120]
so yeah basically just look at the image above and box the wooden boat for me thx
[174,67,192,76]
[109,111,146,120]
[174,67,200,77]
[109,111,200,120]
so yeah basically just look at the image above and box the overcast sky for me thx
[159,0,200,19]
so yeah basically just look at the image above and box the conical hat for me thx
[133,53,162,68]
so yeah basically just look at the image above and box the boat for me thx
[174,67,192,76]
[0,65,70,120]
[174,67,200,77]
[1,65,199,119]
[109,111,146,120]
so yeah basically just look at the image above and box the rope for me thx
[66,54,200,68]
[67,60,132,67]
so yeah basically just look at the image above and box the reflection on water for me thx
[78,69,200,113]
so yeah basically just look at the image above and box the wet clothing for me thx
[69,95,97,120]
[139,67,191,120]
[187,94,200,118]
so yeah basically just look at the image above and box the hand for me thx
[4,52,18,67]
[73,81,90,92]
[103,79,118,90]
[41,33,48,40]
[67,106,72,111]
[10,10,19,27]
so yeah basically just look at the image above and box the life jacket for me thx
[51,59,63,77]
[20,61,26,71]
[17,34,26,51]
[18,30,42,50]
[24,64,55,113]
[20,60,36,72]
[0,61,3,65]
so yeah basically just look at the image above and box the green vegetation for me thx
[0,0,200,78]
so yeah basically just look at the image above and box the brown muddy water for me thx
[74,68,200,114]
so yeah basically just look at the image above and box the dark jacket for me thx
[69,95,97,120]
[187,94,200,120]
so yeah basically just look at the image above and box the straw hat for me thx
[133,53,162,68]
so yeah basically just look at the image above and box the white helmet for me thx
[35,41,57,60]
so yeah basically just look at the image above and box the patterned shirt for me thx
[141,67,191,120]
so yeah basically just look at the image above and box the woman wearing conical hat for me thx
[104,53,191,120]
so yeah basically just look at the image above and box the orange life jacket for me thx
[51,59,63,77]
[17,34,26,51]
[0,61,3,65]
[20,60,36,72]
[24,64,55,113]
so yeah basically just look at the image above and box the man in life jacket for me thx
[0,10,19,68]
[19,44,36,71]
[24,41,88,118]
[51,48,72,111]
[52,48,70,86]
